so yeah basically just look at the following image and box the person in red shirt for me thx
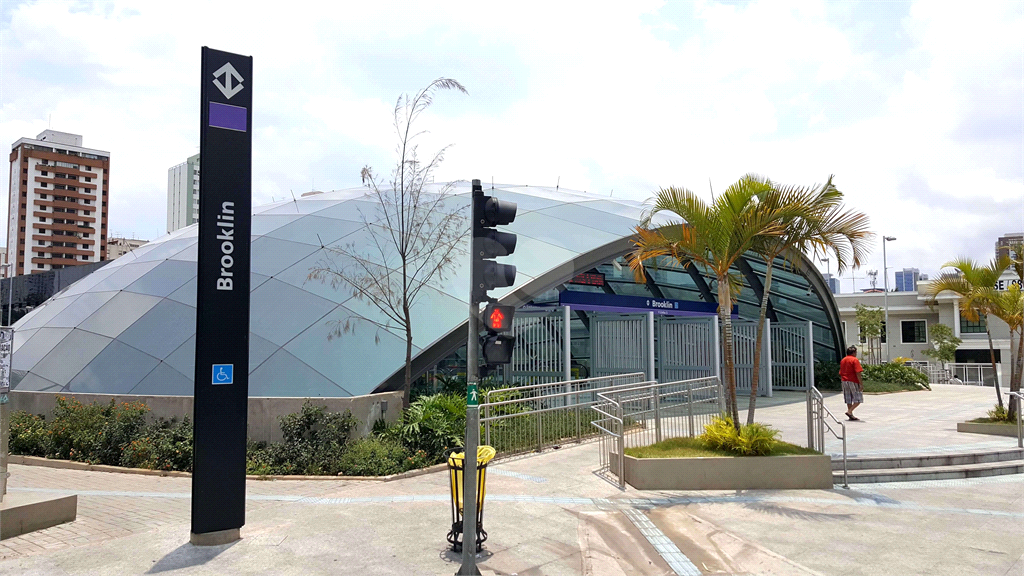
[838,346,864,421]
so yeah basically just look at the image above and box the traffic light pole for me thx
[458,183,483,576]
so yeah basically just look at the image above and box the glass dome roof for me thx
[11,182,844,397]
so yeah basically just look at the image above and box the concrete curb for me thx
[8,454,448,482]
[957,422,1019,438]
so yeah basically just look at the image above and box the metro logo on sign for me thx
[212,62,244,99]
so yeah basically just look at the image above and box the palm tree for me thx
[744,176,873,424]
[985,284,1022,419]
[626,175,798,431]
[926,257,1010,409]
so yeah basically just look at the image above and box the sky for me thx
[1,0,1021,293]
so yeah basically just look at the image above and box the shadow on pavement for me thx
[739,501,854,522]
[146,541,238,574]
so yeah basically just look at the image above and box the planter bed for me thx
[611,452,833,490]
[956,421,1019,438]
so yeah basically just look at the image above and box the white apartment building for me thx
[167,153,200,233]
[835,272,1015,387]
[106,237,148,260]
[7,130,110,275]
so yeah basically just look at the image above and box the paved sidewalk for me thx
[0,384,1020,575]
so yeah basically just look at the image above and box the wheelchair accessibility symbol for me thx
[212,364,234,385]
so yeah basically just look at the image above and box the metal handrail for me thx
[810,386,848,488]
[483,372,646,402]
[1009,391,1024,449]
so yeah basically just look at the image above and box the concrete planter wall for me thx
[957,421,1019,438]
[10,390,403,444]
[613,452,833,490]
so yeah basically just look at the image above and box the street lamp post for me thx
[882,236,896,362]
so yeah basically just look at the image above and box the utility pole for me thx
[882,236,896,362]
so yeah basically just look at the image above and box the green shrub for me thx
[381,393,465,462]
[10,411,48,456]
[863,362,929,389]
[260,401,359,476]
[120,417,194,471]
[47,396,149,464]
[699,415,780,456]
[987,404,1012,422]
[337,437,413,476]
[814,361,841,391]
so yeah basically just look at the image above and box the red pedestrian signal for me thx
[482,303,514,332]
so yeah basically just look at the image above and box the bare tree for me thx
[309,78,469,406]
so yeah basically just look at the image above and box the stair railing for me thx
[1010,391,1024,449]
[809,386,848,488]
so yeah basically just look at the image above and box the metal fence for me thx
[505,310,566,386]
[593,376,724,488]
[947,363,998,386]
[771,321,814,390]
[481,372,648,458]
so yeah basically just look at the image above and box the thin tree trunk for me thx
[717,276,740,431]
[1010,327,1023,420]
[403,304,413,409]
[747,264,773,425]
[987,327,1003,410]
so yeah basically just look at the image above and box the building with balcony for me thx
[7,130,109,275]
[107,237,149,260]
[167,153,200,233]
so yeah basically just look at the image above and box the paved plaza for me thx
[1,384,1021,575]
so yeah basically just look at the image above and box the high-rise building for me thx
[7,130,110,275]
[167,153,200,233]
[894,268,921,292]
[822,273,840,295]
[996,232,1023,260]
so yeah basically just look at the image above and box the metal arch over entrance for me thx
[374,234,844,394]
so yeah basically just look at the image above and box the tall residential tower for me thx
[167,153,200,233]
[7,130,110,275]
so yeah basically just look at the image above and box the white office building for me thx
[166,153,200,233]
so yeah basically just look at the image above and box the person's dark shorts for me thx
[842,380,863,404]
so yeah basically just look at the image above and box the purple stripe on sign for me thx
[209,102,247,131]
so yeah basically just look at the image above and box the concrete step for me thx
[833,460,1024,484]
[832,448,1023,471]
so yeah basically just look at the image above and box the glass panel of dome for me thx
[501,236,579,279]
[250,236,320,277]
[12,327,71,372]
[533,203,638,236]
[251,272,271,291]
[167,276,198,307]
[130,238,197,263]
[123,260,195,298]
[272,252,361,305]
[285,305,411,397]
[251,214,303,236]
[48,291,118,328]
[511,212,620,254]
[265,215,363,247]
[308,199,386,223]
[13,373,61,392]
[164,335,195,379]
[169,242,198,262]
[32,330,112,386]
[485,191,566,213]
[13,328,37,351]
[18,295,81,330]
[577,199,646,221]
[59,265,120,298]
[131,362,193,396]
[260,199,347,216]
[116,299,196,359]
[341,284,466,348]
[250,349,351,397]
[249,333,279,373]
[78,291,163,338]
[68,340,160,394]
[91,261,162,292]
[249,278,337,346]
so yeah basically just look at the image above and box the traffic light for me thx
[481,303,516,365]
[482,303,515,331]
[471,180,517,303]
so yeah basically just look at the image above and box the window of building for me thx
[19,215,24,221]
[37,263,43,269]
[960,314,987,334]
[81,255,89,261]
[858,322,886,343]
[40,194,46,199]
[40,171,48,176]
[901,320,927,343]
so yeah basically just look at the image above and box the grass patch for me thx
[624,436,819,459]
[861,379,927,394]
[967,417,1017,425]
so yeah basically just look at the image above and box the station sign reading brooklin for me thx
[190,47,253,542]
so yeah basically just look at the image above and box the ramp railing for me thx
[593,376,724,488]
[808,386,848,488]
[481,372,648,458]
